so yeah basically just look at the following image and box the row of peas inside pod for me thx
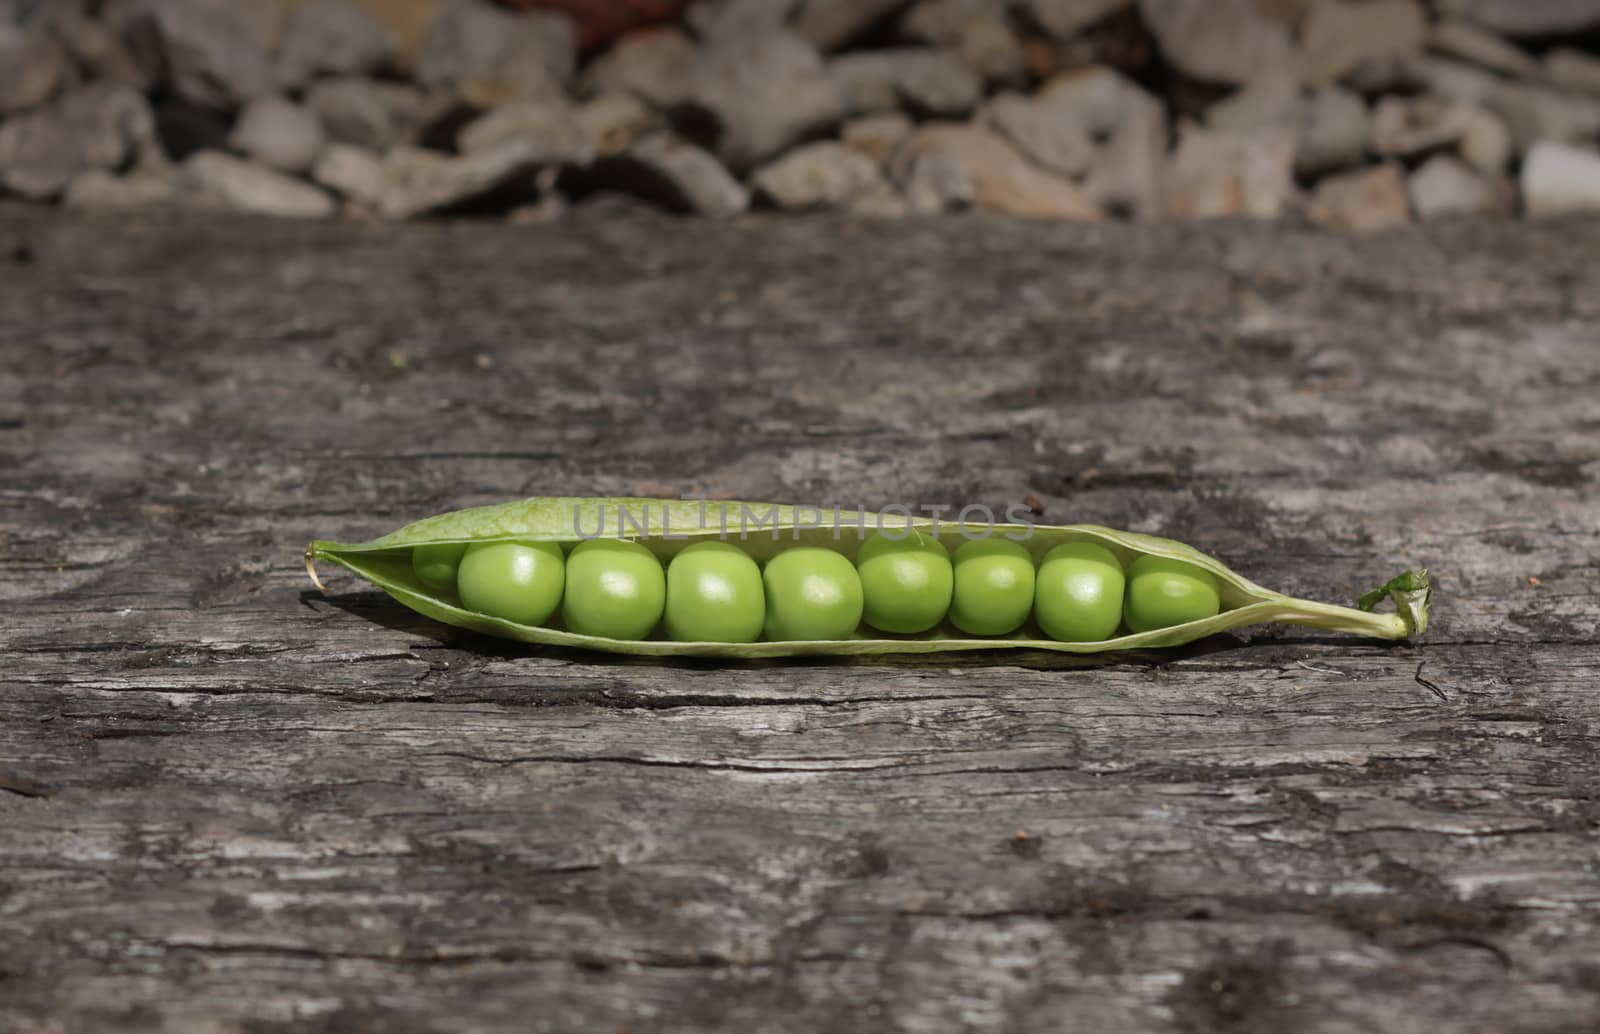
[309,498,1430,656]
[408,531,1220,643]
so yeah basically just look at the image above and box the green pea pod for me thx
[306,497,1430,657]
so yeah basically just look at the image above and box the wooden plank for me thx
[1,205,1597,1032]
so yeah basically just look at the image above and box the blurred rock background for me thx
[1,0,1598,227]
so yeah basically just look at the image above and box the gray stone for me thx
[62,166,178,209]
[830,48,983,118]
[1298,0,1427,86]
[1456,104,1512,172]
[182,150,337,218]
[102,0,285,57]
[1297,85,1370,175]
[889,122,1100,218]
[1036,67,1166,219]
[1021,0,1135,39]
[901,2,1026,85]
[792,0,908,51]
[606,131,750,216]
[901,0,989,43]
[1092,144,1172,221]
[377,140,546,219]
[580,27,696,109]
[0,82,155,199]
[1370,95,1464,158]
[193,0,284,55]
[305,78,423,152]
[228,96,325,174]
[1035,65,1156,130]
[1435,0,1600,37]
[276,0,398,90]
[1407,154,1501,217]
[982,91,1096,179]
[1206,77,1368,176]
[1161,122,1298,219]
[113,0,274,110]
[576,93,655,158]
[310,142,387,207]
[39,5,149,90]
[1343,52,1432,95]
[898,145,976,212]
[1206,75,1300,132]
[954,12,1027,85]
[1427,18,1538,78]
[687,0,795,44]
[1420,56,1600,151]
[1488,80,1600,151]
[1307,162,1410,233]
[1543,48,1600,95]
[752,140,886,208]
[1521,140,1600,216]
[416,0,575,106]
[457,98,588,164]
[1256,0,1318,25]
[840,112,913,164]
[680,31,842,172]
[0,26,65,116]
[1137,0,1293,85]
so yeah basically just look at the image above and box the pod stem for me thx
[1263,568,1431,641]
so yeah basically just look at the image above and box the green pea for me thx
[1033,542,1124,642]
[948,538,1035,636]
[1124,555,1220,632]
[762,547,864,641]
[562,538,666,640]
[456,541,564,626]
[665,541,764,643]
[412,541,469,592]
[855,531,952,634]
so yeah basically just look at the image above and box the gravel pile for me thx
[2,0,1599,227]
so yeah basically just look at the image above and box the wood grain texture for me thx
[1,204,1597,1033]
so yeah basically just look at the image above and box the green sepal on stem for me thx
[305,497,1432,658]
[1357,568,1431,638]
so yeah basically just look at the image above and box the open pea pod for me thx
[306,497,1430,658]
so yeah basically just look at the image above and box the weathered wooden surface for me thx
[1,204,1598,1033]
